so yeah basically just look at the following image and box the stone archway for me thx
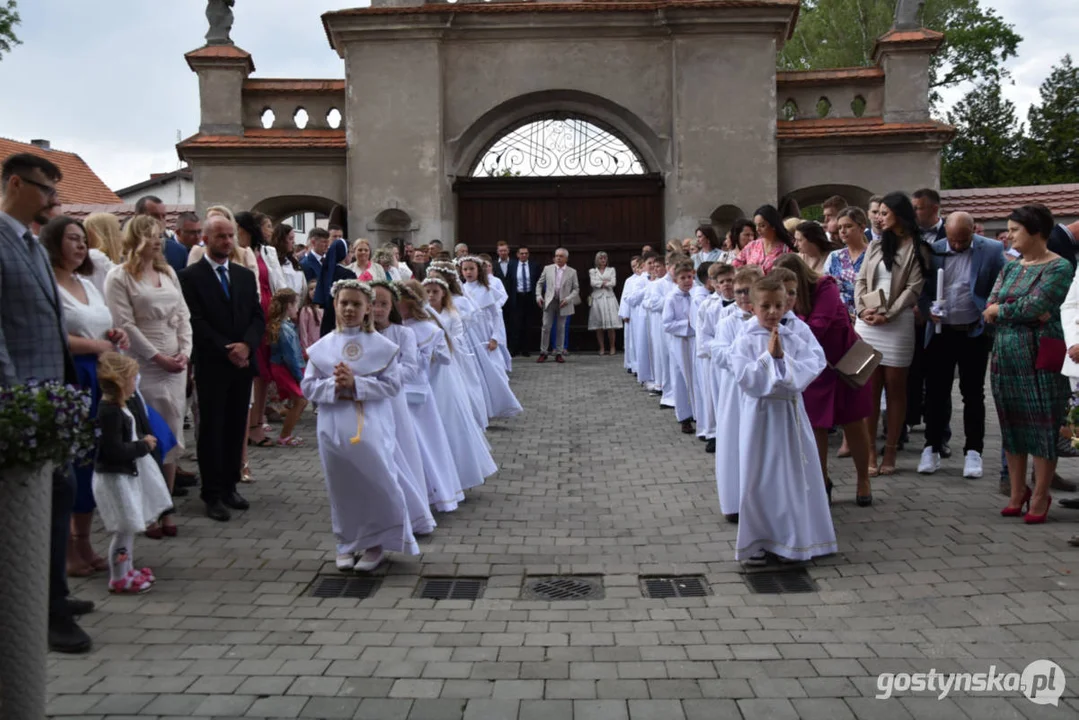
[781,184,874,213]
[367,208,417,249]
[709,203,747,237]
[251,194,347,242]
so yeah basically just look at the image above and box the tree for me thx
[1026,55,1079,184]
[780,0,1021,105]
[0,0,19,61]
[941,81,1024,189]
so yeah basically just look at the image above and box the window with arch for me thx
[471,114,646,177]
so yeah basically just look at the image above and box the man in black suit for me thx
[180,216,265,522]
[491,241,515,347]
[1048,219,1079,269]
[507,245,541,356]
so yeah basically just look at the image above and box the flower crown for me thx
[367,279,400,300]
[422,276,450,292]
[454,255,486,267]
[393,280,425,305]
[429,260,457,272]
[331,279,375,302]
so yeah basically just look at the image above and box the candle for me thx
[935,268,944,334]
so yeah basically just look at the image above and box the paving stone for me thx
[681,699,741,720]
[791,698,856,720]
[356,698,414,720]
[545,680,598,699]
[298,696,362,719]
[406,698,468,720]
[520,700,574,720]
[574,699,630,720]
[736,698,800,720]
[191,694,257,716]
[463,698,521,720]
[627,699,686,720]
[245,695,309,718]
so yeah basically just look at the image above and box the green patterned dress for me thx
[990,257,1075,459]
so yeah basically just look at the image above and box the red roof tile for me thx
[777,117,953,140]
[185,44,255,73]
[940,184,1079,220]
[178,128,346,151]
[876,28,944,44]
[0,137,121,204]
[244,79,345,94]
[325,0,799,17]
[777,67,884,85]
[61,203,195,232]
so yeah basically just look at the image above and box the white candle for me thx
[935,267,944,334]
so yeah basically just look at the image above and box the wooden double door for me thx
[454,174,664,351]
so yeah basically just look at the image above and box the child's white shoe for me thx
[335,554,355,572]
[354,547,384,573]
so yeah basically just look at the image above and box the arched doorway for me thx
[454,113,663,352]
[251,194,347,248]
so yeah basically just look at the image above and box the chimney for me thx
[30,139,50,150]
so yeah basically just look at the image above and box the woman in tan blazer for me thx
[853,192,928,476]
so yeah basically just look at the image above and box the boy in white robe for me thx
[729,273,836,566]
[662,259,697,433]
[302,280,420,574]
[625,254,656,388]
[689,263,712,440]
[696,263,736,452]
[619,257,643,374]
[644,255,676,403]
[710,266,762,522]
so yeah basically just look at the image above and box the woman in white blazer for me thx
[1060,269,1079,387]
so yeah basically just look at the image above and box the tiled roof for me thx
[940,184,1079,220]
[113,168,193,198]
[0,137,121,204]
[777,67,884,85]
[244,79,345,94]
[325,0,799,16]
[184,44,255,73]
[177,129,347,152]
[777,117,954,140]
[876,28,944,44]
[61,203,195,231]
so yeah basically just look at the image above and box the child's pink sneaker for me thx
[109,569,152,594]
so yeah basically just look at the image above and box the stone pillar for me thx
[185,45,255,136]
[872,28,942,124]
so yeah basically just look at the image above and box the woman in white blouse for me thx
[105,215,193,534]
[271,222,307,294]
[588,251,621,355]
[44,216,129,575]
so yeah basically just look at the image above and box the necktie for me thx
[23,229,34,252]
[518,263,526,292]
[216,266,231,299]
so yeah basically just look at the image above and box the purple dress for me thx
[799,276,873,428]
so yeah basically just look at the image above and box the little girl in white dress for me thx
[92,352,173,594]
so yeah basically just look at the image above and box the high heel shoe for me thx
[1000,487,1032,517]
[1023,496,1052,524]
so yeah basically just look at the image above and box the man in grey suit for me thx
[0,153,93,654]
[535,247,580,363]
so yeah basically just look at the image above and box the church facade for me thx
[180,0,952,251]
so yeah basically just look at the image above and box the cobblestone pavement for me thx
[49,354,1079,719]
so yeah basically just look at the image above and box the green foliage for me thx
[1026,55,1079,184]
[781,0,1021,104]
[941,80,1023,189]
[0,0,19,61]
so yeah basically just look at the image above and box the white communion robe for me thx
[693,294,721,439]
[425,317,498,492]
[401,319,466,513]
[689,287,712,437]
[710,311,752,515]
[466,280,512,373]
[436,306,489,430]
[455,293,523,419]
[644,275,675,398]
[729,321,836,562]
[624,273,653,385]
[618,272,642,373]
[662,288,696,423]
[378,324,438,536]
[301,327,420,557]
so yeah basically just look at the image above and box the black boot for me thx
[49,615,92,654]
[705,438,716,453]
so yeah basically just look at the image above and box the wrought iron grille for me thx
[473,114,646,178]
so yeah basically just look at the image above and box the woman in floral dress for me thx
[731,205,794,274]
[988,204,1074,524]
[825,207,870,320]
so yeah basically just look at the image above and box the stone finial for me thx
[893,0,925,30]
[206,0,235,46]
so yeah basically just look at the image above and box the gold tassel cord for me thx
[350,401,365,444]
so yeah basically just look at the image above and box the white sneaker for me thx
[917,447,941,474]
[963,450,983,478]
[354,547,385,573]
[335,554,355,572]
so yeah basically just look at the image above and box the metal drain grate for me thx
[309,575,382,599]
[416,577,486,600]
[522,576,605,601]
[743,568,817,594]
[641,576,710,599]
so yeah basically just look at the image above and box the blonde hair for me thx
[351,238,371,256]
[333,282,375,333]
[205,205,235,224]
[84,212,124,263]
[783,217,801,233]
[398,279,454,352]
[267,287,299,344]
[122,215,170,278]
[97,351,139,402]
[423,276,457,314]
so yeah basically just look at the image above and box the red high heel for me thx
[1001,487,1032,517]
[1024,496,1052,524]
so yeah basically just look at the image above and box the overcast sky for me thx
[0,0,1073,191]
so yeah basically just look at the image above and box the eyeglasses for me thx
[18,175,58,198]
